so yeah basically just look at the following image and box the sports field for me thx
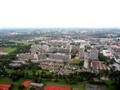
[44,81,85,90]
[44,84,71,90]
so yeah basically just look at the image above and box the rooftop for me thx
[22,80,31,88]
[0,84,11,90]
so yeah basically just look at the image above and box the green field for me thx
[0,77,12,84]
[3,48,16,53]
[0,47,16,54]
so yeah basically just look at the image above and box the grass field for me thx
[104,81,117,90]
[0,77,12,84]
[0,47,16,54]
[3,48,16,53]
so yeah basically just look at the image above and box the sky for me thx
[0,0,120,28]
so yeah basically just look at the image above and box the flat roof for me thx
[0,84,11,90]
[22,80,31,88]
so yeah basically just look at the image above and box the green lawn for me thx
[104,81,117,90]
[0,77,12,84]
[2,47,16,54]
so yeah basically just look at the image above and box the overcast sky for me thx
[0,0,120,28]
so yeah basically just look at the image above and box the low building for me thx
[0,84,11,90]
[22,80,43,89]
[30,83,44,88]
[22,80,31,88]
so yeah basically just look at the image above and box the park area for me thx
[0,77,85,90]
[0,76,117,90]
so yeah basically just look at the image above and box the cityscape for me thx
[0,29,120,90]
[0,0,120,89]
